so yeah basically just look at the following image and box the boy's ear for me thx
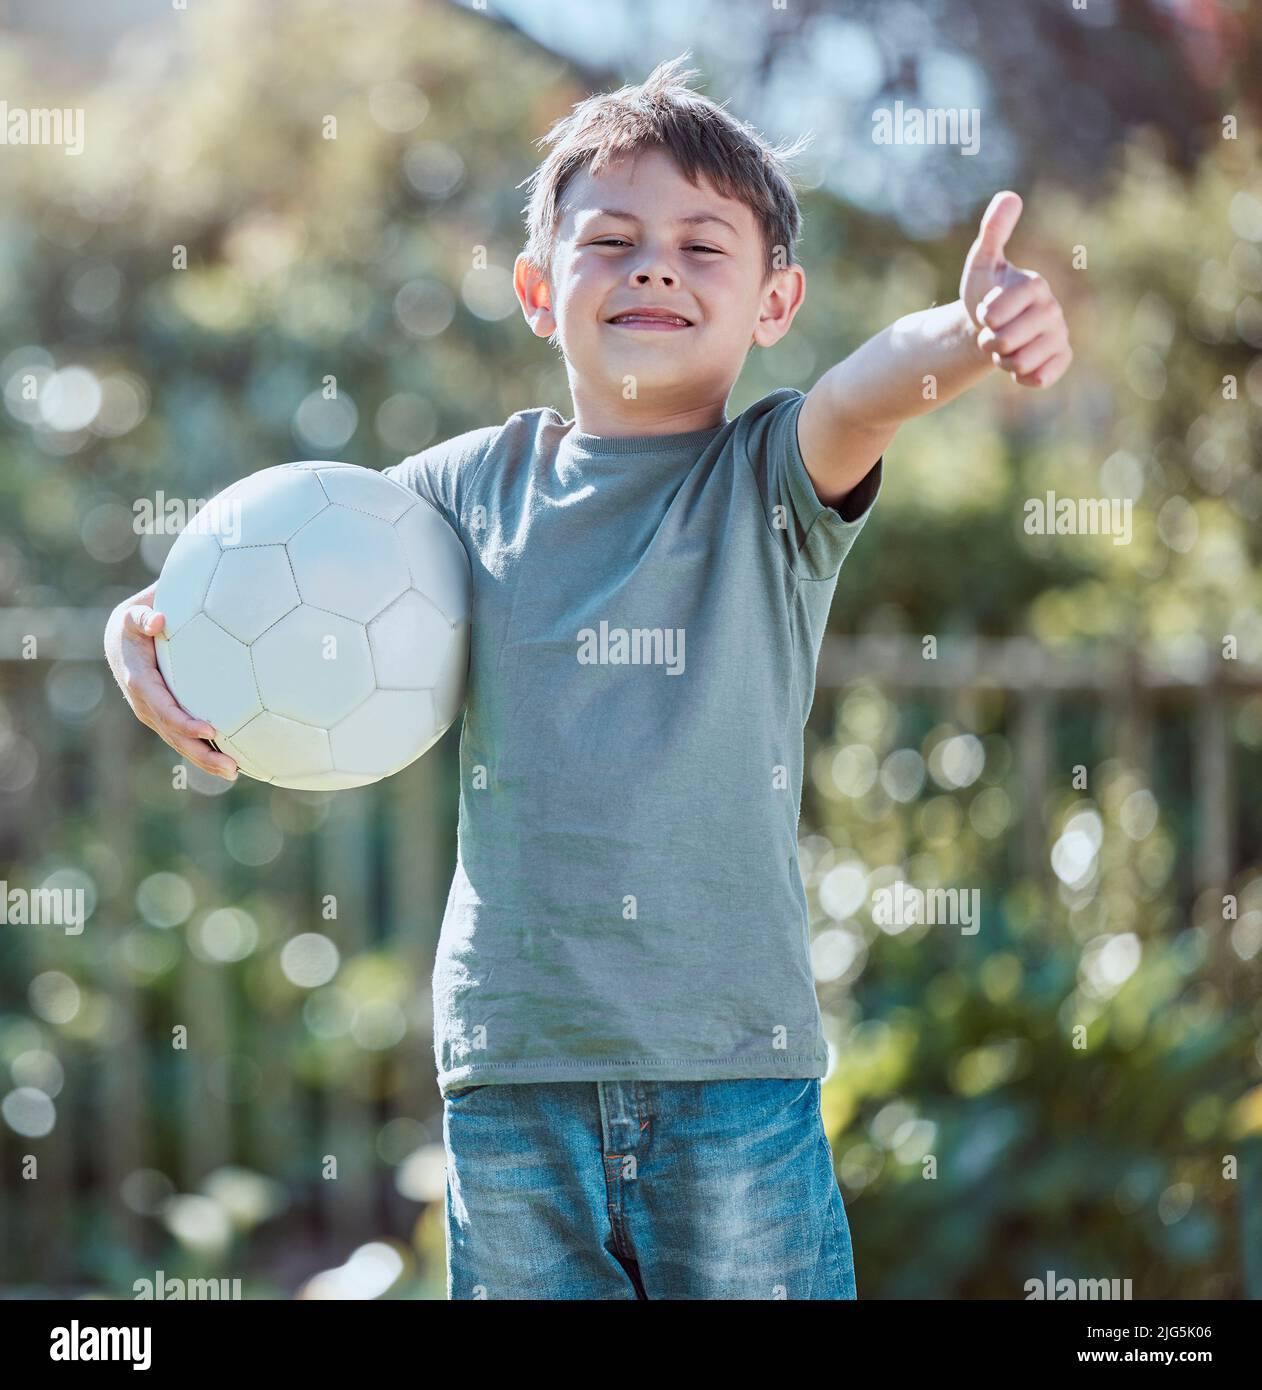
[514,253,557,339]
[752,262,805,350]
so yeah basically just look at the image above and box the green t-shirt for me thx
[383,386,881,1094]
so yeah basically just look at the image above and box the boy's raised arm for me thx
[797,190,1072,508]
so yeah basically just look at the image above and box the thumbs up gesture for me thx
[959,191,1072,388]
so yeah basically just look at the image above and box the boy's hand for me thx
[959,190,1072,389]
[103,585,239,780]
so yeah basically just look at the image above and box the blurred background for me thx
[1,0,1261,1299]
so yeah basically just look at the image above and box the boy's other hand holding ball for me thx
[104,583,239,780]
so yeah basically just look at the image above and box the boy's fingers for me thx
[996,337,1061,378]
[116,614,217,740]
[976,273,1042,330]
[109,595,233,777]
[976,286,1003,324]
[977,301,1061,356]
[1016,345,1073,388]
[125,604,163,636]
[159,727,238,779]
[139,679,218,740]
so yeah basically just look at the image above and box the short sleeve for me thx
[742,388,882,581]
[381,425,499,539]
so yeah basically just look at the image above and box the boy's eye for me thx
[591,239,721,254]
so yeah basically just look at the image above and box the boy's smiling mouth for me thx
[605,306,694,330]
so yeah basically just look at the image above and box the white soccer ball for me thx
[153,461,470,790]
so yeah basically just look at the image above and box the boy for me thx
[105,57,1069,1299]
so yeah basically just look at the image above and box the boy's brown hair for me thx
[519,53,811,291]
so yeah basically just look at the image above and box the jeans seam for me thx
[818,1131,846,1290]
[815,1086,852,1297]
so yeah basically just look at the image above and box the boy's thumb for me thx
[975,190,1022,265]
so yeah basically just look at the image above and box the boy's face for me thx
[515,147,803,418]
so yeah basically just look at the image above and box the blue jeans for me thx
[443,1076,856,1299]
